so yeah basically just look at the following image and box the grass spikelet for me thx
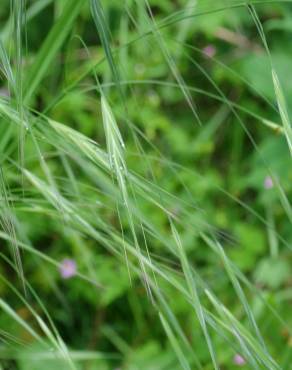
[101,95,152,293]
[170,220,219,370]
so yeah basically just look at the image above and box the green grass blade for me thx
[159,312,191,370]
[24,0,84,103]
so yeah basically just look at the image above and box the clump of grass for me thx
[0,1,291,369]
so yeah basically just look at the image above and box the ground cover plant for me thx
[0,0,292,369]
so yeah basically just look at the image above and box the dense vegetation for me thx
[0,1,292,369]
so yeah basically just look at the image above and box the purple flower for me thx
[59,258,77,279]
[233,354,246,366]
[264,176,274,189]
[0,88,9,97]
[203,45,216,58]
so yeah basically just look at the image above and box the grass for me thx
[0,1,292,369]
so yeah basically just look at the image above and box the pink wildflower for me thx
[233,354,246,366]
[264,176,274,189]
[203,45,216,58]
[59,258,77,279]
